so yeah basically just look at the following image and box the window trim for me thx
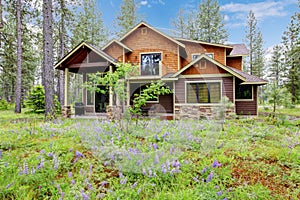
[140,52,162,77]
[235,84,253,101]
[192,53,214,61]
[185,80,222,105]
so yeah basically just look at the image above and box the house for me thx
[55,21,267,119]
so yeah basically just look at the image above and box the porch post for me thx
[109,65,113,106]
[64,68,69,106]
[62,68,71,118]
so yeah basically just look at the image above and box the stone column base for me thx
[62,105,71,118]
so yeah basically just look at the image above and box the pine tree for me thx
[71,0,107,47]
[115,0,140,37]
[43,0,55,117]
[15,0,22,113]
[282,5,300,103]
[244,10,265,77]
[195,0,228,43]
[171,8,186,38]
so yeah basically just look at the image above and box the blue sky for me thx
[97,0,299,49]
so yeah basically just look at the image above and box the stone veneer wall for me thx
[174,105,235,120]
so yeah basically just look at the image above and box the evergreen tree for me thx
[244,10,265,77]
[71,0,107,47]
[115,0,140,37]
[195,0,228,43]
[15,0,22,113]
[171,7,186,38]
[282,7,300,103]
[43,0,55,117]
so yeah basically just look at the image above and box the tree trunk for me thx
[15,0,22,113]
[43,0,54,118]
[58,0,65,106]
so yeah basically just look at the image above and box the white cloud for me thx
[221,0,297,21]
[140,0,148,6]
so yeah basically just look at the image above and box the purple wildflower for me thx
[217,191,222,196]
[6,183,13,189]
[154,154,160,164]
[81,191,89,200]
[142,168,147,176]
[0,149,2,159]
[48,152,53,157]
[40,149,45,154]
[153,143,158,150]
[161,165,167,174]
[193,176,199,182]
[71,180,76,185]
[217,142,224,149]
[120,178,127,185]
[100,181,108,187]
[53,156,59,170]
[132,181,138,188]
[202,167,207,173]
[23,161,29,175]
[31,167,36,174]
[206,172,213,182]
[75,151,84,158]
[37,158,45,170]
[68,171,72,178]
[212,159,222,168]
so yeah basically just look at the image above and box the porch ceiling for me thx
[55,41,117,74]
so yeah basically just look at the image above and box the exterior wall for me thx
[200,44,226,65]
[121,25,179,75]
[182,60,228,75]
[235,85,257,115]
[141,94,173,113]
[227,56,243,70]
[103,43,123,62]
[175,76,234,104]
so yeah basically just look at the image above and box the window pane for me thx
[209,83,221,103]
[141,53,161,76]
[236,84,252,99]
[199,83,208,103]
[187,83,198,103]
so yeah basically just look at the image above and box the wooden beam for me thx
[69,62,109,68]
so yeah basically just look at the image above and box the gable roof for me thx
[175,38,234,49]
[171,54,246,81]
[55,41,117,69]
[227,44,249,57]
[119,21,185,48]
[228,67,267,85]
[102,39,132,52]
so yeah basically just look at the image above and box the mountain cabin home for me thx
[55,21,267,119]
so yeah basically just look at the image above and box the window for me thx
[235,84,252,100]
[130,83,159,103]
[187,82,221,103]
[192,53,214,61]
[141,53,161,76]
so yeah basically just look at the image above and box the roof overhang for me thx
[171,54,246,81]
[55,41,118,72]
[102,39,133,52]
[119,21,186,48]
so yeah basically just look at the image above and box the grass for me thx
[0,109,299,199]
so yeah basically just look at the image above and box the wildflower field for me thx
[0,110,299,199]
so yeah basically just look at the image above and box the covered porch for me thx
[55,42,118,117]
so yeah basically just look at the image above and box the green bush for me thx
[0,99,8,110]
[24,85,61,114]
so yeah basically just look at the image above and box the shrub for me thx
[24,85,61,114]
[0,99,8,110]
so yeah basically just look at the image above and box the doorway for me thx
[95,86,109,113]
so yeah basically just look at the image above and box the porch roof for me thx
[55,41,118,73]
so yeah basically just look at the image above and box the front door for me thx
[95,86,109,113]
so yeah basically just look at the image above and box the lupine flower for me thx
[6,183,13,189]
[212,159,222,168]
[206,172,213,182]
[100,181,108,187]
[217,191,222,196]
[132,181,138,188]
[81,191,89,200]
[142,168,147,176]
[71,180,76,185]
[202,167,207,173]
[161,165,167,174]
[120,178,127,185]
[53,156,59,170]
[68,171,72,178]
[75,151,84,158]
[23,161,29,175]
[193,176,199,182]
[31,167,36,174]
[153,143,158,150]
[37,158,45,170]
[48,152,53,157]
[0,149,2,159]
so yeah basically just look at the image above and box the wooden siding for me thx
[227,57,242,70]
[121,25,179,75]
[175,77,234,104]
[142,94,173,113]
[103,42,123,62]
[235,86,257,115]
[182,59,227,75]
[199,44,226,65]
